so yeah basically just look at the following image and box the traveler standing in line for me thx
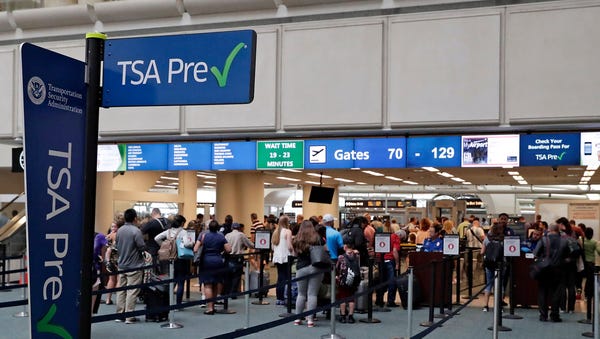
[293,220,326,328]
[415,218,432,245]
[115,208,146,324]
[194,220,232,315]
[323,214,344,263]
[583,227,600,303]
[534,223,568,322]
[225,222,254,297]
[466,218,485,270]
[154,214,188,306]
[104,214,123,305]
[342,216,369,268]
[272,216,293,305]
[374,221,401,308]
[557,216,579,313]
[250,212,264,242]
[219,214,234,236]
[141,208,169,273]
[480,224,503,312]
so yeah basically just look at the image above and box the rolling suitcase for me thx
[397,273,421,309]
[249,270,270,298]
[354,280,369,313]
[144,275,169,322]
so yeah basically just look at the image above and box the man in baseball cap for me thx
[323,214,343,262]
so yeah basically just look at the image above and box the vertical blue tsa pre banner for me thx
[22,43,86,339]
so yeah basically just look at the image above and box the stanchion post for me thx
[13,254,28,318]
[321,261,344,339]
[488,265,511,333]
[245,259,250,329]
[161,260,182,329]
[217,261,236,315]
[279,256,295,317]
[594,270,599,339]
[252,250,269,305]
[467,248,474,299]
[455,254,461,305]
[435,257,447,318]
[420,260,436,327]
[407,266,414,339]
[503,257,522,320]
[359,257,381,324]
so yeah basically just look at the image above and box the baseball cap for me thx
[323,214,336,223]
[232,222,242,229]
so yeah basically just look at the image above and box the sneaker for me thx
[114,319,124,323]
[339,315,347,323]
[125,317,138,324]
[347,315,355,324]
[294,319,302,326]
[307,321,315,328]
[483,306,489,312]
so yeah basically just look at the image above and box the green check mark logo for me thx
[37,304,73,339]
[557,151,567,160]
[210,42,246,88]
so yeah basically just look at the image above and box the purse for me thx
[193,233,206,267]
[177,238,194,260]
[530,237,552,280]
[310,245,332,268]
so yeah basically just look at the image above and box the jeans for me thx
[276,262,290,301]
[375,260,396,305]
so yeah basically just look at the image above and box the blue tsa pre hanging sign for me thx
[21,43,87,339]
[102,30,257,106]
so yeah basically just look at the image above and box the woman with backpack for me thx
[481,224,504,312]
[155,214,188,306]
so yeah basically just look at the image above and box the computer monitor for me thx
[308,186,335,204]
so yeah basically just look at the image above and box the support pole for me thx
[79,32,106,339]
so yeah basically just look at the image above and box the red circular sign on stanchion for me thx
[260,239,267,245]
[509,245,517,253]
[448,243,455,250]
[379,241,386,248]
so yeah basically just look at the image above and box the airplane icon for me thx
[309,146,326,163]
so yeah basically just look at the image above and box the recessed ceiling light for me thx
[584,171,595,177]
[403,180,418,185]
[276,176,301,182]
[518,180,528,185]
[283,169,301,173]
[451,177,465,182]
[160,176,179,181]
[362,170,385,176]
[305,181,321,185]
[508,171,519,176]
[437,172,454,178]
[334,177,354,183]
[307,173,332,178]
[385,176,403,181]
[422,167,439,172]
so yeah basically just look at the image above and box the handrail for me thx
[0,192,24,214]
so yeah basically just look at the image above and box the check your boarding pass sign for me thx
[102,30,257,106]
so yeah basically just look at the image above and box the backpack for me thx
[337,253,361,288]
[483,239,504,270]
[563,236,582,263]
[158,228,182,261]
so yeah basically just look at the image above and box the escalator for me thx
[0,193,26,257]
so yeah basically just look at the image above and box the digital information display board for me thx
[581,132,600,167]
[520,133,580,166]
[304,139,355,169]
[462,135,519,167]
[212,141,256,170]
[127,144,168,170]
[407,136,461,168]
[168,142,212,170]
[256,140,304,170]
[354,137,406,168]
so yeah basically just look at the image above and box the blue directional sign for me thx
[520,133,580,166]
[304,139,355,169]
[407,136,461,168]
[126,144,168,170]
[102,30,256,106]
[168,142,212,170]
[212,141,256,170]
[354,137,407,168]
[22,42,86,339]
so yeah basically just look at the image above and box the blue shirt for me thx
[422,237,443,252]
[325,226,344,259]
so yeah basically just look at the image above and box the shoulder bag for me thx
[193,233,206,267]
[530,237,552,280]
[310,244,332,268]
